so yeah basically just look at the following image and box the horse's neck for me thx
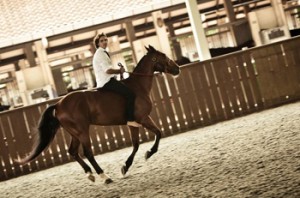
[130,75,153,93]
[133,56,153,75]
[127,56,154,94]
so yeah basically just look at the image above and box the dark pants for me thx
[100,78,136,121]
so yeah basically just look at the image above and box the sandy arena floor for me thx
[1,101,300,198]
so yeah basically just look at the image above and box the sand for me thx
[1,101,300,198]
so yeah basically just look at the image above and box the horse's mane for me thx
[136,56,146,68]
[132,51,155,72]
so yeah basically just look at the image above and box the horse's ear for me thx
[145,46,150,52]
[148,45,156,52]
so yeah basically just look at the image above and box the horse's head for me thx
[145,45,180,76]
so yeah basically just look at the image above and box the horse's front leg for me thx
[122,126,140,176]
[141,116,161,160]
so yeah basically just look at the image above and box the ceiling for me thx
[0,0,299,76]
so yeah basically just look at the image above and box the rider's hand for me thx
[120,67,125,74]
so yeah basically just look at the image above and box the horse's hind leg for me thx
[68,136,95,182]
[80,133,113,184]
[122,126,140,176]
[141,116,161,160]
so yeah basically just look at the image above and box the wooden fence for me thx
[1,36,300,181]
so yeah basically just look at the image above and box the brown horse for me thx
[17,45,180,184]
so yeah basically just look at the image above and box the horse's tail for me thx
[16,104,60,164]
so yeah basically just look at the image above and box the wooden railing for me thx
[1,36,300,181]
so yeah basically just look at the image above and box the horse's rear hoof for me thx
[121,165,128,176]
[145,151,151,160]
[105,178,113,184]
[87,173,95,182]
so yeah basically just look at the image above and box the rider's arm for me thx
[106,67,125,74]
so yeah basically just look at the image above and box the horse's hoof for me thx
[87,173,95,182]
[145,151,151,160]
[121,165,128,176]
[104,178,113,184]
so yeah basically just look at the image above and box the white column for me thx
[152,11,173,59]
[108,35,125,66]
[248,12,262,46]
[125,20,137,64]
[270,0,291,39]
[223,0,238,46]
[34,40,55,90]
[185,0,211,61]
[271,0,289,27]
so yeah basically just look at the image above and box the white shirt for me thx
[92,47,117,88]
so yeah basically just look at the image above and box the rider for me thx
[92,33,140,127]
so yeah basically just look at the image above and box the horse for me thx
[16,45,180,184]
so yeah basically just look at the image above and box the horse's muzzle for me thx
[171,67,180,75]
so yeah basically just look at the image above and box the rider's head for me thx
[94,33,108,49]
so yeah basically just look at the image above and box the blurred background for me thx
[0,0,299,109]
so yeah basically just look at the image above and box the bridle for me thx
[125,54,169,77]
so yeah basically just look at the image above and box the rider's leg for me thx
[101,78,140,127]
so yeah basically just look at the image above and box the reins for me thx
[125,71,154,77]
